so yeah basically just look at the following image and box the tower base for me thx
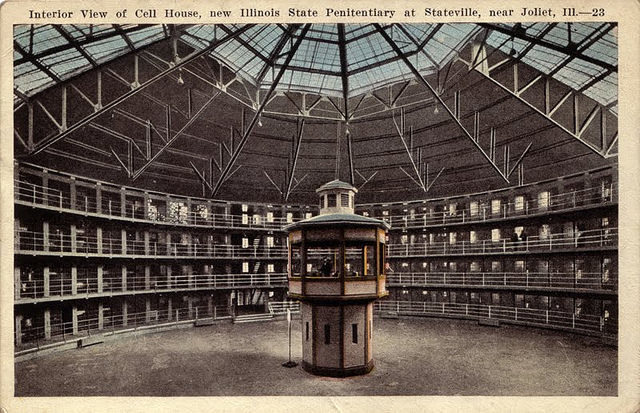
[302,359,374,377]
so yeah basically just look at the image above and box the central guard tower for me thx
[285,180,390,377]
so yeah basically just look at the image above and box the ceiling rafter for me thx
[375,23,511,183]
[478,23,617,73]
[53,25,98,68]
[27,24,256,157]
[211,24,311,197]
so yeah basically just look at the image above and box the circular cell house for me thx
[286,180,389,376]
[9,22,621,399]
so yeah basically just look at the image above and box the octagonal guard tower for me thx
[285,180,390,377]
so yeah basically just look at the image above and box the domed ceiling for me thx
[14,23,618,204]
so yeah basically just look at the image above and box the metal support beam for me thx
[263,170,283,195]
[356,170,378,190]
[337,24,350,121]
[132,92,221,181]
[375,24,509,183]
[475,69,608,157]
[211,24,310,196]
[29,24,256,156]
[424,164,446,192]
[346,130,355,185]
[392,107,426,191]
[478,23,617,73]
[285,118,306,201]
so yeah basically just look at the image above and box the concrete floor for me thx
[15,318,616,396]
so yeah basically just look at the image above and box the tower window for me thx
[306,322,309,341]
[324,324,331,344]
[352,324,358,344]
[341,193,349,207]
[328,194,337,207]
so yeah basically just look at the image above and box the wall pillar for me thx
[121,229,127,254]
[144,231,150,255]
[208,295,213,317]
[95,182,102,214]
[97,266,103,293]
[14,267,21,300]
[188,298,193,319]
[167,297,173,321]
[15,315,23,345]
[120,188,127,217]
[69,177,77,209]
[122,300,128,327]
[98,303,104,330]
[44,308,51,339]
[166,266,172,289]
[145,265,151,290]
[43,221,50,252]
[145,298,151,323]
[70,224,77,253]
[72,306,79,335]
[14,217,21,250]
[96,226,103,253]
[122,265,127,292]
[143,192,150,219]
[43,266,50,297]
[71,266,78,295]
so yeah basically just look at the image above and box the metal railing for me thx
[387,271,615,290]
[378,183,617,228]
[268,301,301,315]
[387,227,617,257]
[15,305,231,351]
[15,273,288,301]
[374,300,617,337]
[14,179,303,230]
[14,229,288,258]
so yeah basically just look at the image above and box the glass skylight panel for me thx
[582,37,617,66]
[346,32,396,71]
[308,24,338,42]
[583,72,617,107]
[344,24,375,41]
[287,39,340,73]
[545,24,573,47]
[38,48,91,78]
[553,58,605,89]
[14,62,53,94]
[242,60,266,80]
[486,31,529,61]
[386,26,419,55]
[241,25,284,56]
[64,24,115,40]
[14,26,33,51]
[570,23,601,45]
[401,23,436,42]
[521,45,567,74]
[521,23,550,38]
[213,39,261,75]
[181,31,211,51]
[127,26,166,48]
[184,25,217,47]
[81,35,130,64]
[14,49,22,60]
[430,24,479,65]
[31,26,69,55]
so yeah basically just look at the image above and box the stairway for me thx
[233,313,274,324]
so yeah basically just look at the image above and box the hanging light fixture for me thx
[177,68,185,85]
